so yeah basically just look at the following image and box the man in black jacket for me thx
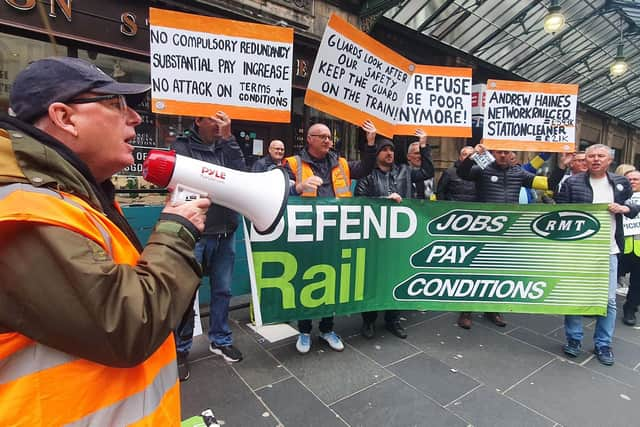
[555,144,639,366]
[457,144,553,328]
[172,113,246,379]
[355,130,433,339]
[436,145,476,202]
[252,139,285,172]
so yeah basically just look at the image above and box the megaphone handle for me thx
[170,183,210,205]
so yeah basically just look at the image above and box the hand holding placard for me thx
[362,119,377,145]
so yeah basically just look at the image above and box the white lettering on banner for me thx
[250,204,418,242]
[406,278,547,300]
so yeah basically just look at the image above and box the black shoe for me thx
[209,344,243,362]
[385,321,407,339]
[485,312,506,327]
[361,321,375,339]
[594,346,614,366]
[623,305,637,326]
[177,352,190,382]
[563,339,582,358]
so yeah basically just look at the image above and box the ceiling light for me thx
[543,0,565,34]
[610,43,628,77]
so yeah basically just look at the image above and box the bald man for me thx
[252,139,285,172]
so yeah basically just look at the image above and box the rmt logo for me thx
[531,211,600,241]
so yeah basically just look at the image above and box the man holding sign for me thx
[285,120,377,354]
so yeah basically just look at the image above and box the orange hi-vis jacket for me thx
[286,155,352,197]
[0,183,180,426]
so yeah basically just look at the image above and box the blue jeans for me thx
[175,233,235,353]
[565,255,617,349]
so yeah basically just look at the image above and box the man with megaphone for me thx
[171,112,246,380]
[285,120,377,354]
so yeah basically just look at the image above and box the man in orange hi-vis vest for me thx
[284,120,377,355]
[0,57,209,426]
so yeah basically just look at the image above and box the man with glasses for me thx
[285,120,377,354]
[252,139,286,172]
[0,57,209,425]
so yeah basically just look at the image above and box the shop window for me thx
[0,32,61,114]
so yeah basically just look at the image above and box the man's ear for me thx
[47,102,79,137]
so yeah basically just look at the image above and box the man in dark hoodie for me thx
[355,130,433,339]
[285,120,377,354]
[171,113,246,379]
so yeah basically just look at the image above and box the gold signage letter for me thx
[49,0,71,22]
[5,0,36,10]
[120,12,137,37]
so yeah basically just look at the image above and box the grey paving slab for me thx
[179,357,274,426]
[269,338,393,404]
[507,359,639,427]
[507,327,591,364]
[387,353,481,406]
[330,377,468,427]
[613,320,640,346]
[501,313,565,335]
[346,332,421,367]
[448,385,556,427]
[256,377,347,427]
[582,356,640,388]
[230,324,291,390]
[405,313,555,389]
[400,309,448,327]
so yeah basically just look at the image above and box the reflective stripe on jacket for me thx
[287,155,352,197]
[0,184,180,426]
[624,236,640,257]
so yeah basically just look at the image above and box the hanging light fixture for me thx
[610,18,628,77]
[543,0,565,34]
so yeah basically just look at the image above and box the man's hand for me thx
[387,192,403,203]
[558,152,574,170]
[297,176,323,194]
[609,203,630,214]
[362,120,377,145]
[162,198,211,232]
[415,129,428,148]
[212,111,232,138]
[474,143,486,155]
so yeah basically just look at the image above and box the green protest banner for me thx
[248,198,611,324]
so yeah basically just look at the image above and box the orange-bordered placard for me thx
[149,7,294,123]
[395,65,472,137]
[304,13,415,137]
[482,79,579,152]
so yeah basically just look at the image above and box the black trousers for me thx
[298,317,334,334]
[623,254,640,311]
[361,311,399,324]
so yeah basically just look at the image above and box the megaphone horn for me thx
[143,149,289,234]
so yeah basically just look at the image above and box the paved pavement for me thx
[179,294,640,427]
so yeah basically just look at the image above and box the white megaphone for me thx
[143,149,289,234]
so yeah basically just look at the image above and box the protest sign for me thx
[395,65,472,137]
[471,83,486,128]
[623,193,640,236]
[482,80,578,152]
[248,198,611,324]
[305,13,414,137]
[149,8,293,122]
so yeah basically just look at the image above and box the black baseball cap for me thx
[10,57,150,122]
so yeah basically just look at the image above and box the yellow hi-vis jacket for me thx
[286,155,352,197]
[0,184,180,426]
